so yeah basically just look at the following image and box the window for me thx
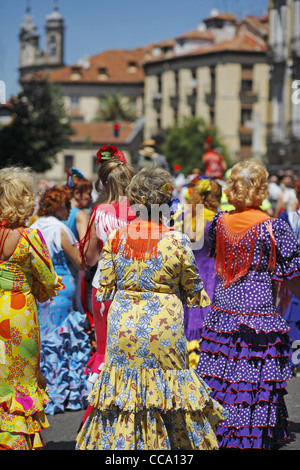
[98,67,109,80]
[128,61,138,73]
[70,96,79,109]
[93,155,100,173]
[210,67,216,93]
[241,80,253,93]
[241,107,252,126]
[64,155,74,172]
[49,35,56,55]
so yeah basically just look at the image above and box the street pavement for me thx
[40,376,300,451]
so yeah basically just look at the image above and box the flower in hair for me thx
[67,167,85,188]
[197,176,211,193]
[160,182,173,194]
[96,145,127,164]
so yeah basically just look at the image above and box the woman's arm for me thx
[61,230,84,270]
[83,221,101,267]
[76,210,89,242]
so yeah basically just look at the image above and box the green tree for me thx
[94,92,136,122]
[162,116,230,175]
[0,78,74,172]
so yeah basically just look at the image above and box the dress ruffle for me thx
[76,364,227,450]
[204,306,291,334]
[40,310,91,415]
[196,308,293,449]
[0,378,50,450]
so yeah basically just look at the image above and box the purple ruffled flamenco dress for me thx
[184,214,218,342]
[196,210,300,449]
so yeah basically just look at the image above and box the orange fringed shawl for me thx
[111,218,169,261]
[214,208,290,312]
[214,209,276,288]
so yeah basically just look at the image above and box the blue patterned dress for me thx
[31,216,91,414]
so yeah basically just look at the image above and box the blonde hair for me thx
[95,158,136,204]
[0,166,36,228]
[127,167,172,211]
[224,159,268,208]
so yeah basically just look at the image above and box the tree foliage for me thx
[161,116,230,175]
[0,78,74,172]
[94,92,137,122]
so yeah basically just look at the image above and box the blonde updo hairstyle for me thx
[224,159,268,208]
[126,167,173,212]
[0,166,36,228]
[95,158,136,204]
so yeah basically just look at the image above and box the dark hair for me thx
[68,177,92,197]
[295,179,300,199]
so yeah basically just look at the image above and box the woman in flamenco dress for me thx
[196,159,300,450]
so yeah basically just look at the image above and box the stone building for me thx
[267,0,300,171]
[19,4,65,79]
[143,10,269,164]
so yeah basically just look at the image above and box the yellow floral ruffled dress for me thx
[0,228,61,450]
[76,221,226,450]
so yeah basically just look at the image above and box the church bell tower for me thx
[19,1,65,79]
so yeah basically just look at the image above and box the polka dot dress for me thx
[196,213,300,450]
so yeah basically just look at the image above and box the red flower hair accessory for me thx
[96,145,127,164]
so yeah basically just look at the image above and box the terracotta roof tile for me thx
[69,121,135,144]
[203,12,237,22]
[175,29,214,40]
[144,31,267,64]
[49,48,147,83]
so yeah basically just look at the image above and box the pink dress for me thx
[81,201,135,424]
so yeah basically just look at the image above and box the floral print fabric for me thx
[76,229,226,450]
[0,228,61,449]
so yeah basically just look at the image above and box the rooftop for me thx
[49,48,147,84]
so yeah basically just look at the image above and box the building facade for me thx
[18,5,146,182]
[267,0,300,171]
[143,11,269,164]
[18,6,273,179]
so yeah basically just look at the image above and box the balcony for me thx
[205,91,215,106]
[239,90,258,105]
[266,122,285,143]
[169,94,179,110]
[187,93,197,107]
[239,125,252,144]
[152,93,162,112]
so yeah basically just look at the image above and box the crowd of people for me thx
[0,140,300,451]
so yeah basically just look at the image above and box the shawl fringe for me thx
[111,219,169,261]
[215,215,276,288]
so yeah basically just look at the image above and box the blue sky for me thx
[0,0,268,100]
